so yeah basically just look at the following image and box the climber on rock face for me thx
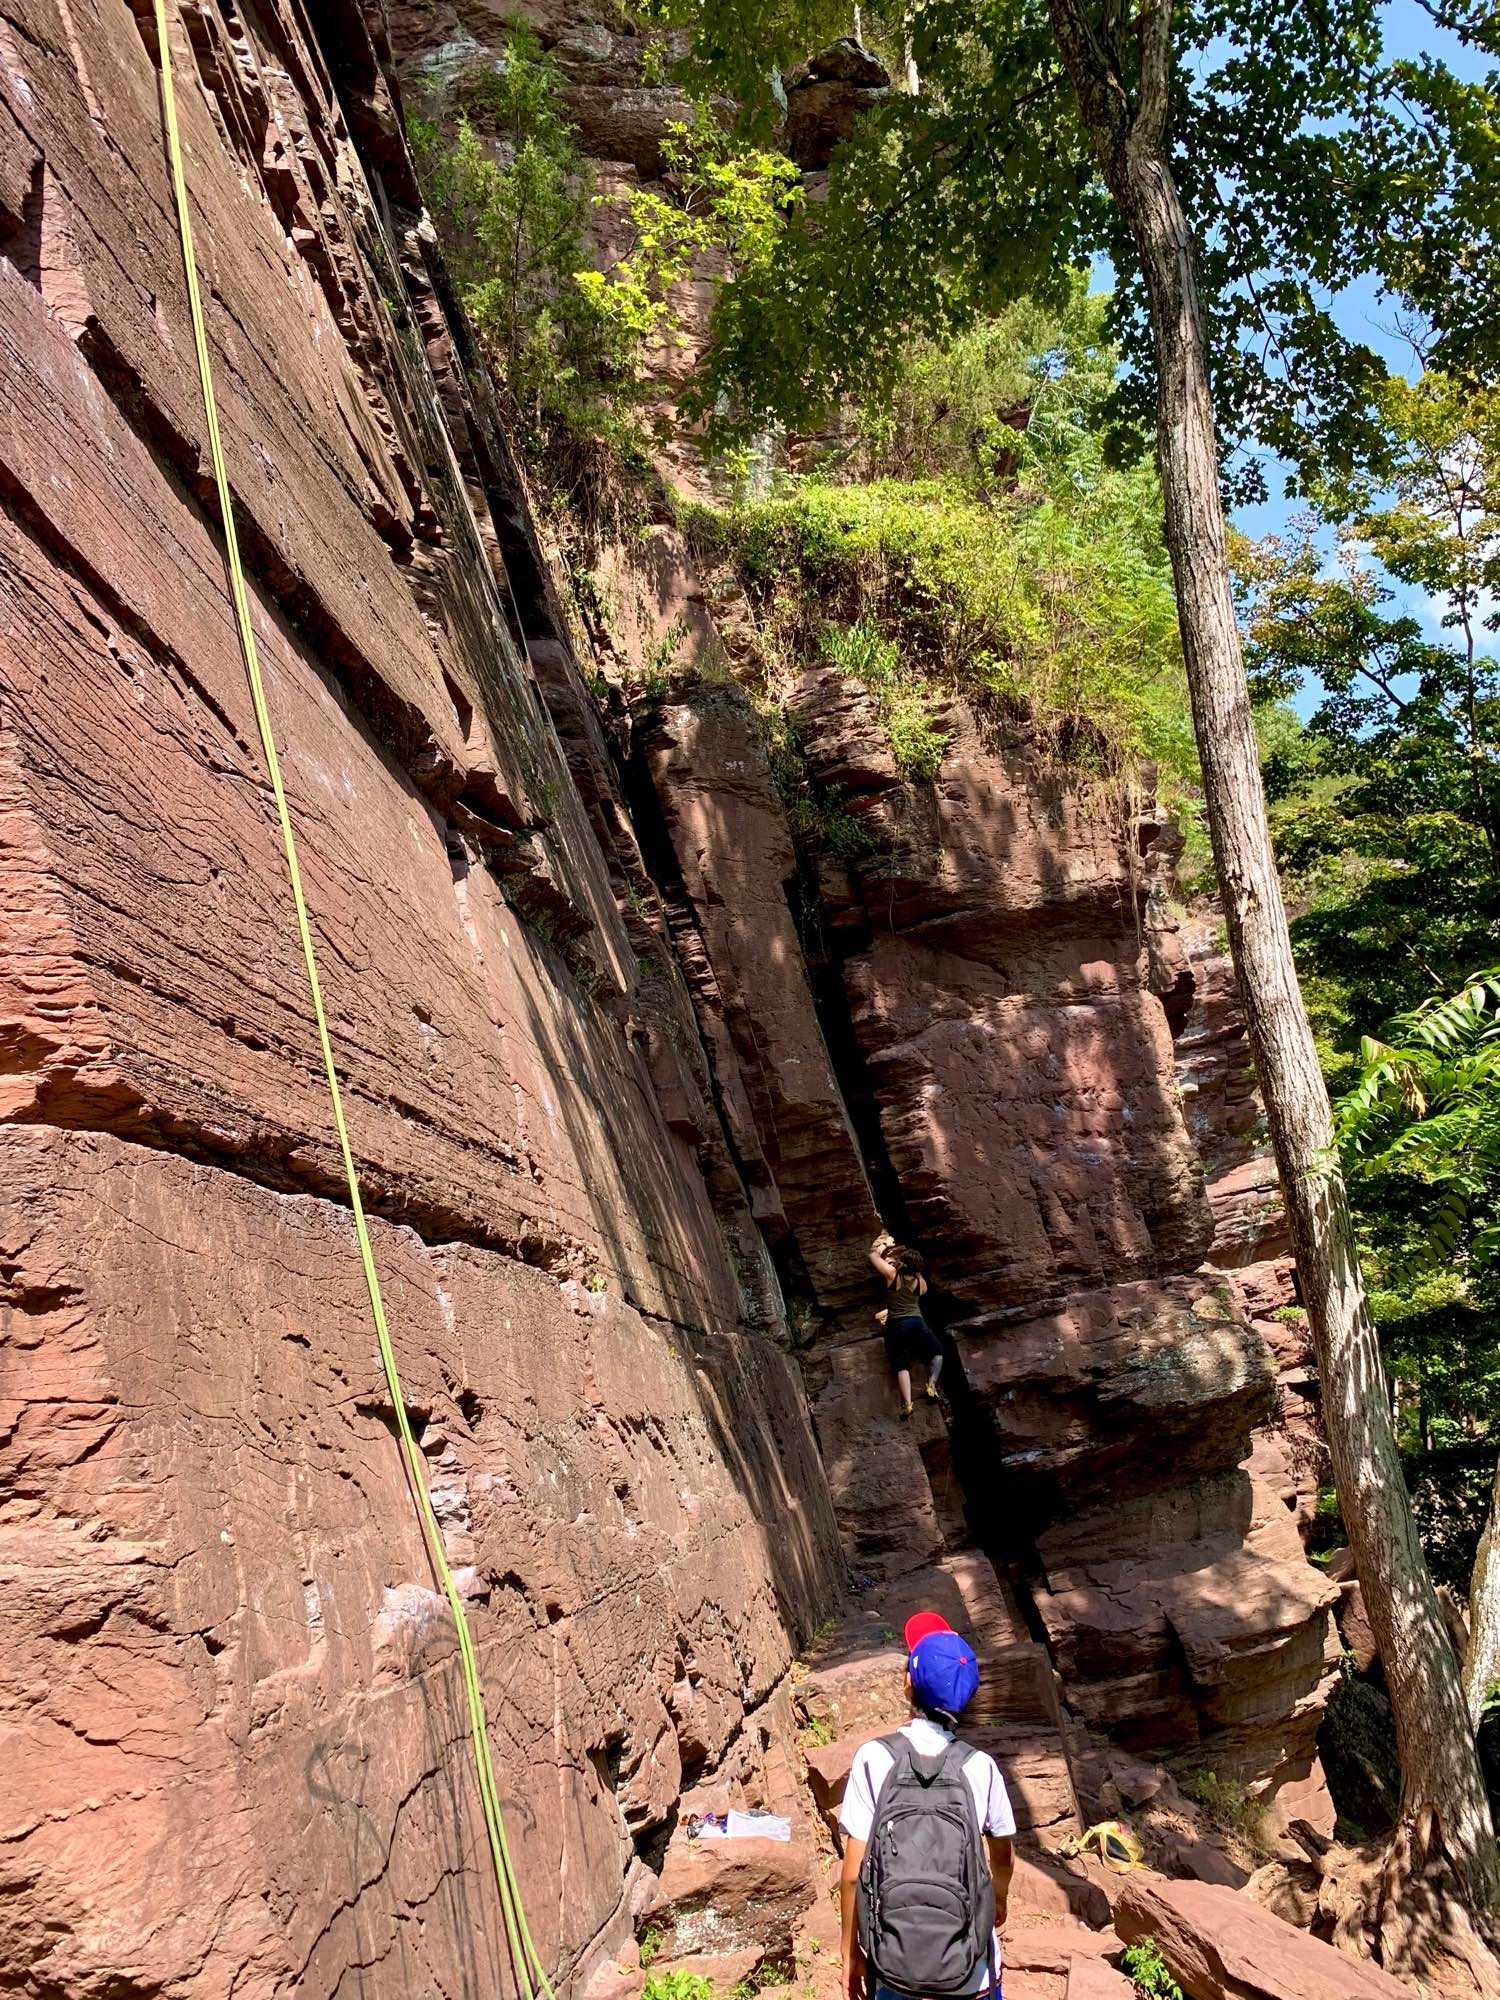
[869,1231,942,1421]
[839,1612,1014,2000]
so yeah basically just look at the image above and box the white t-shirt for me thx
[839,1717,1016,1844]
[839,1719,1013,1995]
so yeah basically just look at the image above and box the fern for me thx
[1334,967,1500,1277]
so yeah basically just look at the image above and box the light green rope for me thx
[150,6,555,1989]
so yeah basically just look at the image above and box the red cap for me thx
[903,1610,953,1651]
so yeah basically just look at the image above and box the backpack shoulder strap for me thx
[937,1740,987,1832]
[865,1734,914,1821]
[941,1738,977,1777]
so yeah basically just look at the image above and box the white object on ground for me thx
[726,1810,792,1841]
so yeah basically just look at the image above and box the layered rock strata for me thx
[0,2,842,1992]
[624,652,1338,1814]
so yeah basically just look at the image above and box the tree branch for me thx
[1349,654,1414,716]
[1133,0,1173,153]
[1047,0,1131,179]
[1102,0,1128,67]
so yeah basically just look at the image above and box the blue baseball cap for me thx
[909,1630,980,1715]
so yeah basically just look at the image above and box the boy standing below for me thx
[838,1613,1014,1999]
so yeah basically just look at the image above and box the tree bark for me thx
[1045,0,1500,1917]
[1466,1457,1500,1730]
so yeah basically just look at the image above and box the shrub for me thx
[577,104,800,393]
[411,47,796,514]
[820,621,947,780]
[758,705,880,860]
[643,1973,714,2000]
[1120,1937,1184,2000]
[1188,1768,1271,1857]
[637,1926,664,1972]
[729,1960,793,2000]
[680,476,1196,807]
[409,35,621,434]
[633,618,689,704]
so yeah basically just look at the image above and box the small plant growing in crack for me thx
[1120,1938,1183,1999]
[800,1714,836,1748]
[730,1959,794,2000]
[644,1974,715,2000]
[637,1925,664,1972]
[1187,1768,1272,1859]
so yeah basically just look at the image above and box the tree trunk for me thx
[1045,0,1500,1918]
[1126,139,1500,1918]
[1466,1456,1500,1730]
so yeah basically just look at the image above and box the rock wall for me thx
[625,656,1337,1817]
[0,2,842,1993]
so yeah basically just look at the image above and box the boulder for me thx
[1004,1921,1124,1992]
[645,1835,819,1958]
[1113,1876,1409,1999]
[1110,1757,1166,1808]
[1153,1829,1249,1889]
[960,1280,1276,1499]
[1011,1852,1114,1928]
[804,1737,860,1823]
[1034,1467,1337,1791]
[1317,1679,1400,1833]
[799,38,890,86]
[1068,1959,1138,1998]
[787,665,903,794]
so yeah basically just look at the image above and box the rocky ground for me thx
[591,1549,1410,2000]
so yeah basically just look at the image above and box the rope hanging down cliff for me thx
[150,6,555,1989]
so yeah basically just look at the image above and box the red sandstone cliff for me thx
[0,1,1350,1994]
[0,3,840,1990]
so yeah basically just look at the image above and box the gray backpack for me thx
[855,1734,997,1997]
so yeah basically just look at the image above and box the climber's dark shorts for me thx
[883,1313,941,1372]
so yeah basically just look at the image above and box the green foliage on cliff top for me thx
[680,287,1200,805]
[682,474,1196,790]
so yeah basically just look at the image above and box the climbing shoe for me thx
[924,1381,940,1401]
[899,1401,915,1421]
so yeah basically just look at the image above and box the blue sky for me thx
[1233,2,1486,534]
[1085,4,1488,714]
[1220,3,1490,711]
